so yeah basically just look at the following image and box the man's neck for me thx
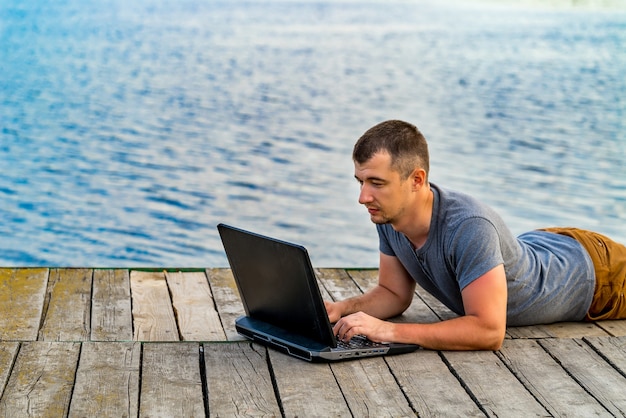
[394,188,434,250]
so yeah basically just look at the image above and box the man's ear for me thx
[411,168,427,190]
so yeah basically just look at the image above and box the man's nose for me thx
[358,185,372,205]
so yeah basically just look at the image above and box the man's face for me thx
[354,152,413,225]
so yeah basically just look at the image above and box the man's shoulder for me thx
[432,184,501,224]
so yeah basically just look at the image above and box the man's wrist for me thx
[339,297,360,317]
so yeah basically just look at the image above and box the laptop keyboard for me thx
[335,335,385,350]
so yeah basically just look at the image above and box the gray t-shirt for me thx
[378,184,595,326]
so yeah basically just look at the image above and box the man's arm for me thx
[325,252,416,323]
[330,256,508,351]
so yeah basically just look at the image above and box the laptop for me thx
[217,223,420,362]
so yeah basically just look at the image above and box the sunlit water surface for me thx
[1,0,625,267]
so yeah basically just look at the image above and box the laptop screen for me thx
[218,224,336,347]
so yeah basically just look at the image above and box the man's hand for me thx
[332,311,394,343]
[324,299,395,342]
[324,300,343,324]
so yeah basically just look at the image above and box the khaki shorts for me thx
[540,227,626,321]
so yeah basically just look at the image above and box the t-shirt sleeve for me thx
[449,217,505,290]
[378,224,396,256]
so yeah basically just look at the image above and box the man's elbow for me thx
[399,296,414,314]
[462,313,506,351]
[469,319,506,351]
[486,336,504,351]
[483,328,506,351]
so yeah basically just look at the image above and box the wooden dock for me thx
[1,267,625,417]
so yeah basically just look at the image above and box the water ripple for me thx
[0,0,624,267]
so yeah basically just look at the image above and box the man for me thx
[325,120,626,351]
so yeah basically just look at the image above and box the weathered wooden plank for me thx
[497,339,609,417]
[316,268,361,301]
[203,342,280,416]
[507,321,609,340]
[139,343,205,417]
[268,350,351,417]
[505,325,555,339]
[540,338,626,416]
[584,336,626,376]
[130,271,179,341]
[541,321,609,338]
[39,268,93,342]
[442,350,549,417]
[205,268,246,341]
[0,268,48,341]
[386,350,483,417]
[400,297,442,325]
[91,269,133,341]
[0,342,19,398]
[345,268,379,293]
[316,274,334,301]
[69,342,140,417]
[330,357,415,416]
[0,342,80,416]
[165,271,226,341]
[595,319,626,337]
[348,268,452,323]
[413,288,459,321]
[315,268,359,318]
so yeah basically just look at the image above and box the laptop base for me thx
[236,316,420,362]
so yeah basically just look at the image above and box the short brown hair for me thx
[352,120,430,179]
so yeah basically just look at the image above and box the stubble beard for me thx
[368,209,392,225]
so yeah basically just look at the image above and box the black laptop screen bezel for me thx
[217,223,337,348]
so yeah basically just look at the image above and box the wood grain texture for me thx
[584,335,626,376]
[316,268,361,301]
[497,339,608,417]
[505,324,556,339]
[0,342,19,398]
[69,342,140,417]
[39,268,93,341]
[204,342,280,416]
[595,319,626,337]
[140,342,205,417]
[165,271,226,341]
[130,271,179,341]
[205,268,246,341]
[347,268,451,324]
[0,342,80,417]
[345,268,378,293]
[442,350,549,417]
[91,269,133,341]
[541,321,609,338]
[0,268,625,417]
[0,268,48,341]
[269,350,351,417]
[385,350,483,417]
[540,338,626,416]
[330,357,415,416]
[508,321,610,340]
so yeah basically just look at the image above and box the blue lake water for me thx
[1,0,625,267]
